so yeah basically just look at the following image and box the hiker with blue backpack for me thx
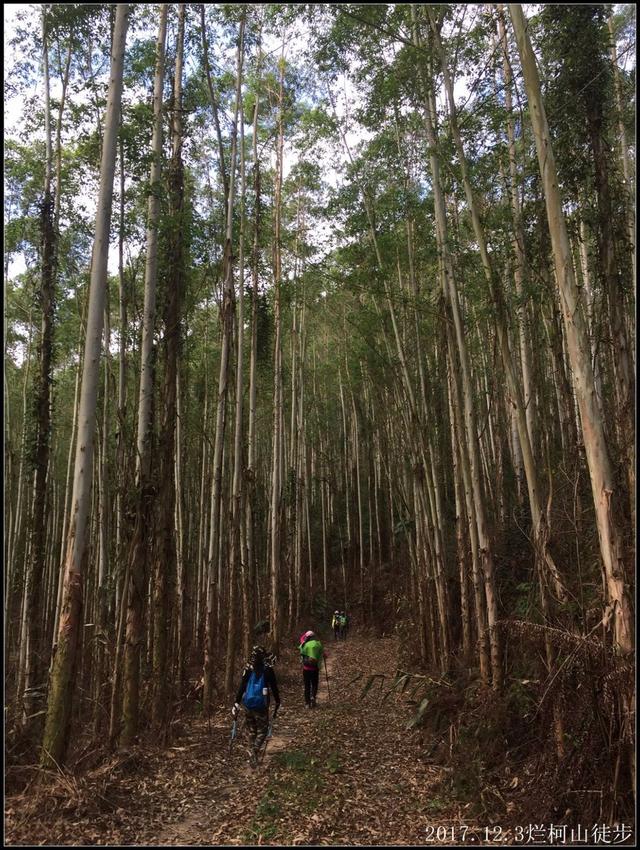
[232,645,280,767]
[299,630,326,708]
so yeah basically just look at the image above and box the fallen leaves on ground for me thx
[5,634,477,846]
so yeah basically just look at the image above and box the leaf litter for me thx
[5,635,481,845]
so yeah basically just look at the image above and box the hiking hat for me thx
[299,630,314,645]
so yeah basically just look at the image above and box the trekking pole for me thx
[229,719,237,756]
[324,657,331,701]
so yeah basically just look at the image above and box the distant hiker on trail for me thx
[232,645,280,767]
[339,611,347,640]
[332,610,341,640]
[342,611,350,640]
[299,630,325,708]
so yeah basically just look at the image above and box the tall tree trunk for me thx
[204,13,244,709]
[175,366,187,695]
[41,4,129,767]
[268,37,286,655]
[23,5,57,730]
[585,88,635,527]
[121,4,167,745]
[225,19,246,695]
[94,298,111,735]
[245,46,262,645]
[115,136,127,619]
[497,6,536,454]
[153,2,186,734]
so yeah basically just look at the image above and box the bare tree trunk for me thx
[152,2,185,734]
[430,10,568,609]
[245,48,262,643]
[204,14,244,708]
[6,320,34,667]
[497,7,536,452]
[93,298,111,735]
[447,361,471,660]
[446,306,490,684]
[115,136,127,619]
[41,4,129,767]
[584,86,635,527]
[23,5,57,729]
[225,22,247,695]
[175,367,187,695]
[200,3,228,201]
[121,4,166,745]
[268,35,286,655]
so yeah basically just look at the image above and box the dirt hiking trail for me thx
[7,634,479,845]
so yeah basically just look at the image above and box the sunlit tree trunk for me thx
[41,4,129,767]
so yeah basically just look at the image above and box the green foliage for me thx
[325,750,343,774]
[273,748,312,771]
[245,746,327,841]
[538,5,615,196]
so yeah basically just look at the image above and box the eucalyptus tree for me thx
[268,36,286,655]
[21,5,56,730]
[120,3,168,746]
[245,36,263,655]
[152,1,186,732]
[41,3,129,768]
[203,9,245,710]
[509,3,633,658]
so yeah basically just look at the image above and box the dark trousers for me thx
[303,668,319,705]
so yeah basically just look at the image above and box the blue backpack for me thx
[243,667,267,710]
